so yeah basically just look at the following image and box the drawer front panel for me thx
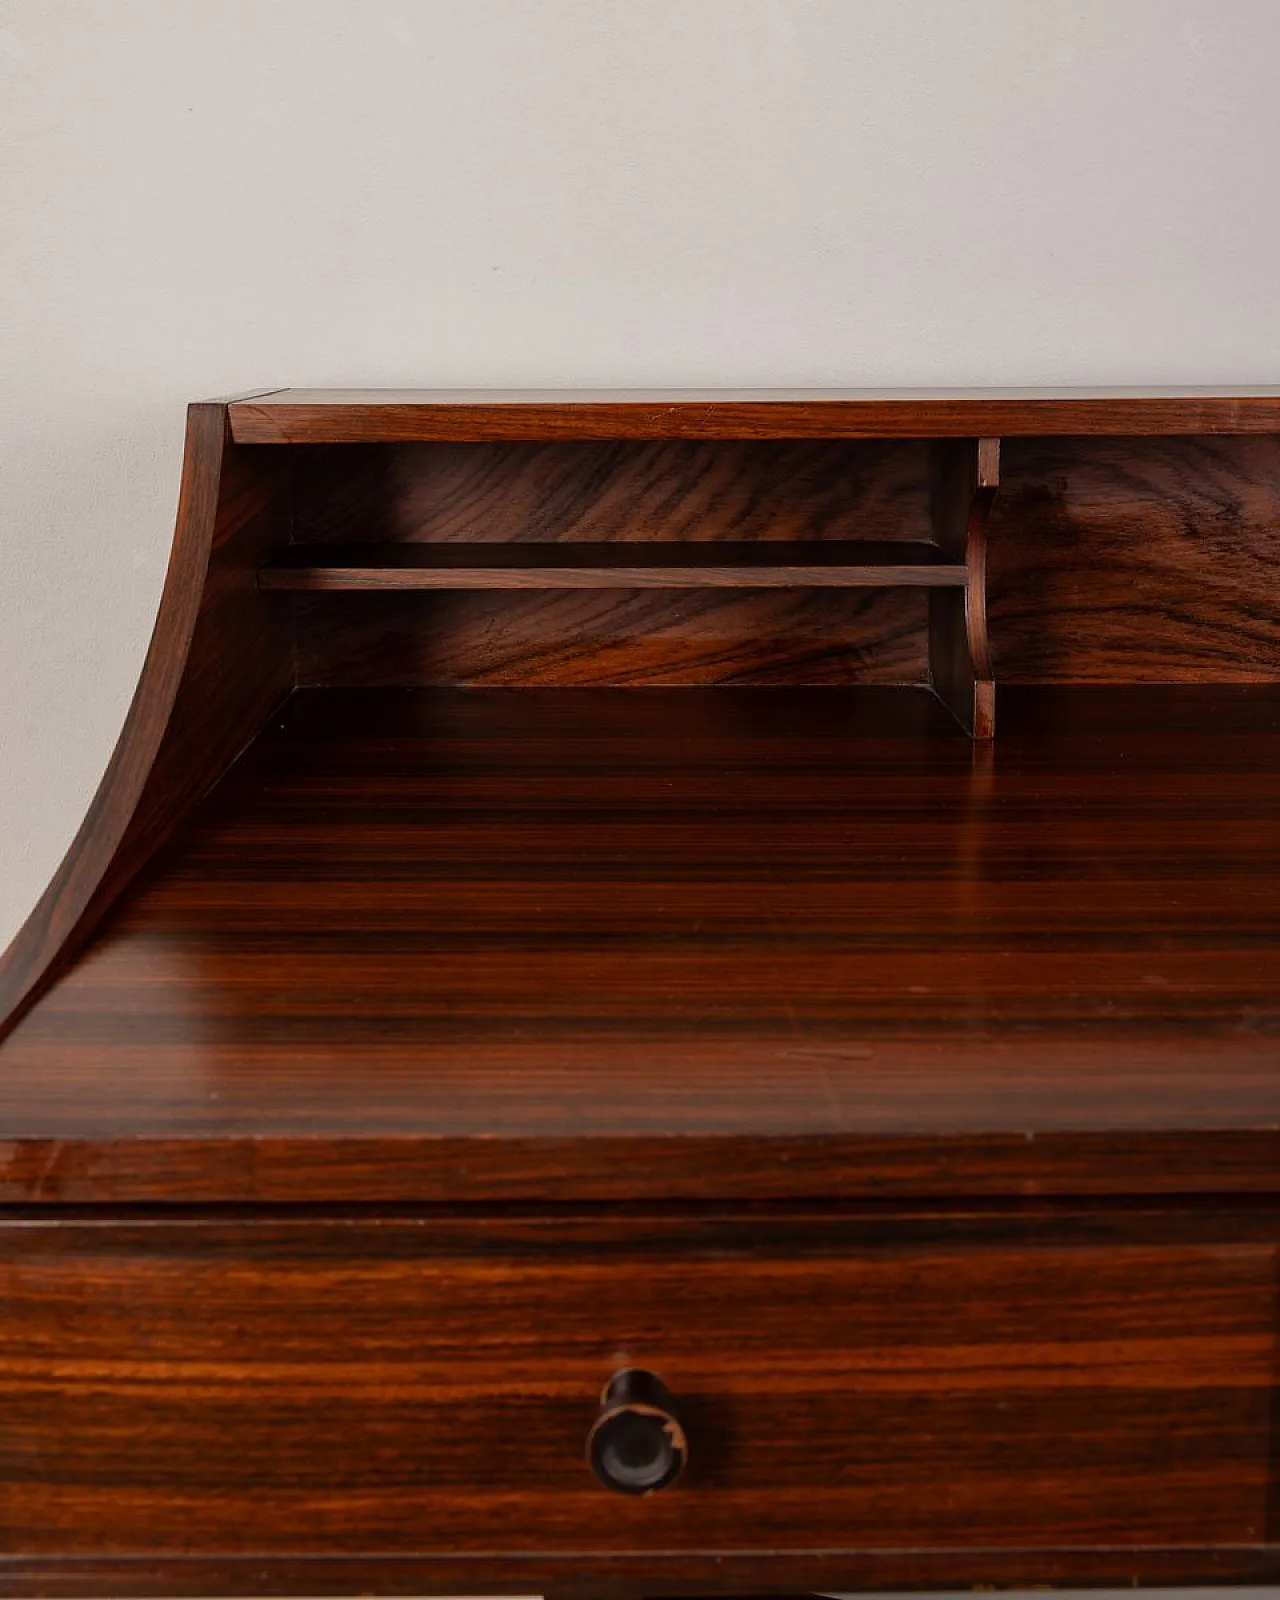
[0,1214,1273,1556]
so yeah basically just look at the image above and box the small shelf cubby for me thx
[260,433,1000,736]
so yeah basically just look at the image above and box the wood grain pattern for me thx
[296,589,930,688]
[3,684,1280,1204]
[7,394,1280,1596]
[288,439,937,687]
[0,404,293,1042]
[230,387,1280,443]
[0,1211,1273,1557]
[289,438,935,546]
[991,434,1280,681]
[283,432,1280,688]
[260,540,966,590]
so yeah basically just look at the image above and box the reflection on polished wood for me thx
[4,392,1280,1597]
[3,684,1279,1204]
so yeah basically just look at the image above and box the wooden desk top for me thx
[4,683,1279,1205]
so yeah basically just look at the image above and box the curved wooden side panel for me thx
[929,437,1000,736]
[0,403,294,1040]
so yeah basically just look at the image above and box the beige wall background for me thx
[2,0,1280,949]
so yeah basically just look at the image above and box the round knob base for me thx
[587,1368,686,1496]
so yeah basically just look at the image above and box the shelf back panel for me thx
[296,588,929,688]
[290,438,933,546]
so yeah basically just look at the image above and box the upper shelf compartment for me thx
[229,387,1280,443]
[259,432,1000,737]
[258,540,967,591]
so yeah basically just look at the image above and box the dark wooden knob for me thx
[587,1368,687,1496]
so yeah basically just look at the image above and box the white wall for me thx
[3,0,1280,945]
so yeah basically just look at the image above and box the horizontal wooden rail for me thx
[230,386,1280,443]
[258,540,966,591]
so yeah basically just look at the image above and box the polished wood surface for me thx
[260,540,966,590]
[295,588,930,689]
[285,433,1280,690]
[0,404,293,1040]
[3,684,1279,1204]
[6,393,1280,1594]
[992,434,1280,681]
[288,438,934,545]
[1,1209,1273,1558]
[230,387,1280,442]
[286,437,936,689]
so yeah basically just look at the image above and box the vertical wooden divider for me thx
[928,436,1000,737]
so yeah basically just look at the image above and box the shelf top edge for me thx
[226,387,1280,442]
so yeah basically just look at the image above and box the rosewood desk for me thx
[3,388,1280,1597]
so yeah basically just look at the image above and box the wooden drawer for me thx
[0,1211,1274,1559]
